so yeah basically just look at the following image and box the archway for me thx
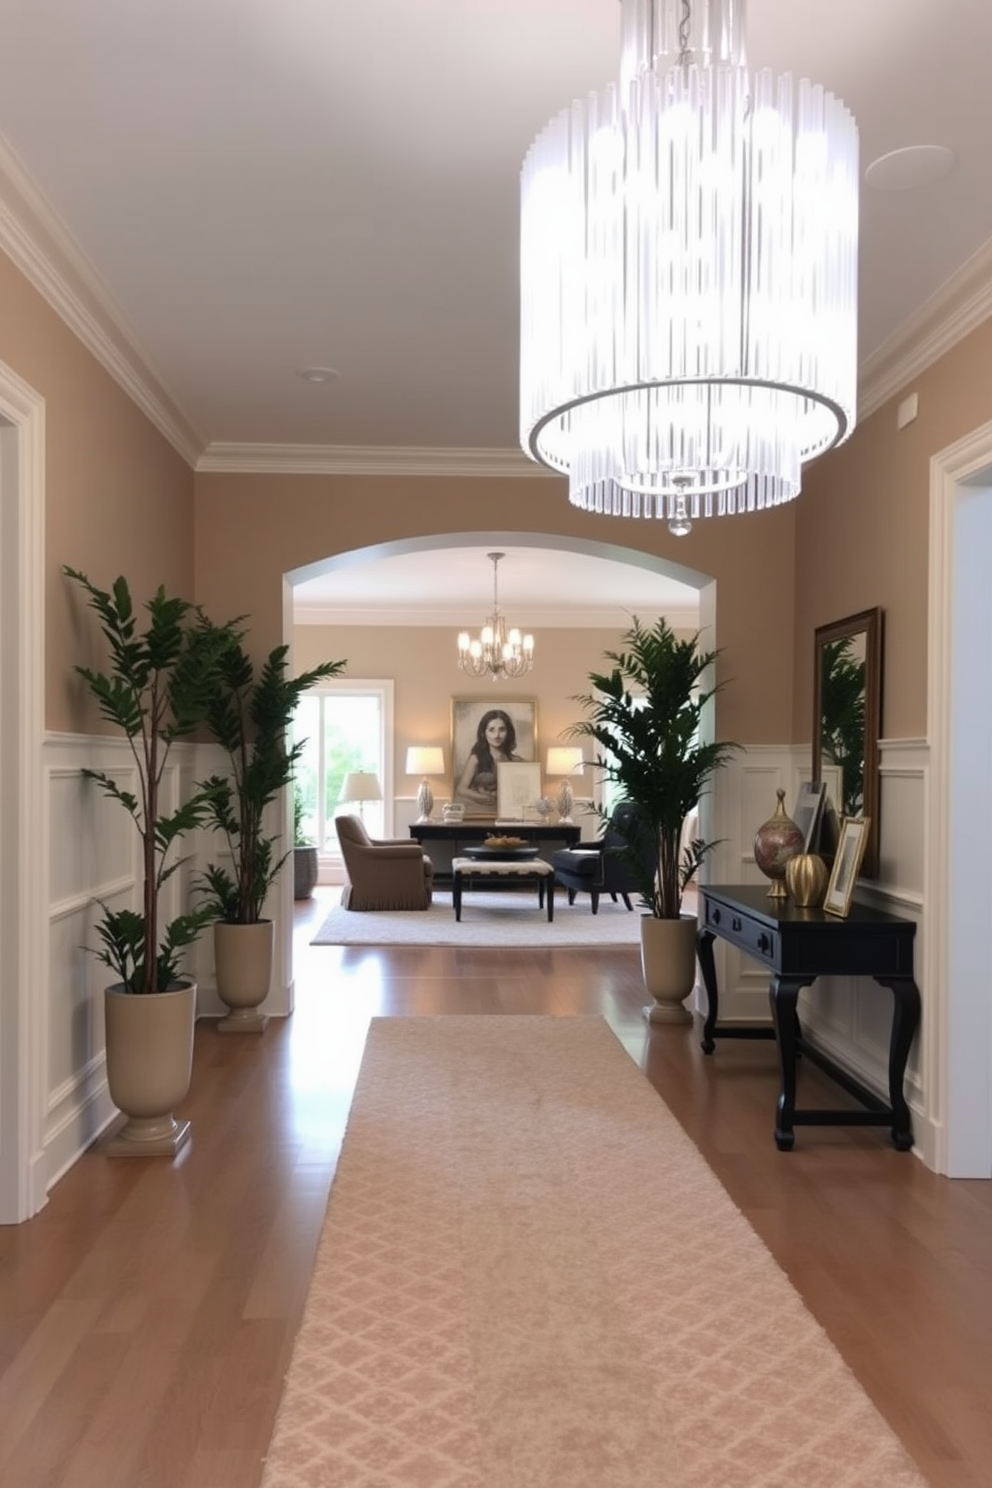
[281,528,718,1008]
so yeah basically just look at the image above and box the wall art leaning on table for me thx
[823,816,871,917]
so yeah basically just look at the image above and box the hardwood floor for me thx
[2,887,990,1488]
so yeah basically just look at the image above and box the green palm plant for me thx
[197,637,345,923]
[64,567,240,992]
[819,636,867,816]
[568,616,739,919]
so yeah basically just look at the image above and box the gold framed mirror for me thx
[812,607,883,880]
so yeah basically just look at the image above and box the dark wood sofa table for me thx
[409,821,581,887]
[696,884,920,1152]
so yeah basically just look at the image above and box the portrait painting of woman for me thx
[450,698,537,816]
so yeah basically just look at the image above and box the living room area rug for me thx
[311,891,643,948]
[260,1015,931,1488]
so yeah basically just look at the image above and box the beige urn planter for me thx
[103,981,196,1156]
[213,920,273,1033]
[639,914,699,1025]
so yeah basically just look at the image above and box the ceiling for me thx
[2,0,992,617]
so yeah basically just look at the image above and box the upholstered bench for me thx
[451,857,556,922]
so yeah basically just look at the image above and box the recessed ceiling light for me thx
[297,366,340,384]
[864,145,956,192]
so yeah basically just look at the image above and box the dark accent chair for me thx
[551,801,655,914]
[336,814,434,910]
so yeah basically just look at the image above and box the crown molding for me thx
[858,237,992,421]
[295,602,700,629]
[5,127,992,472]
[0,137,203,466]
[195,442,550,477]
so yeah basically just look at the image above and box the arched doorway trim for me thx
[288,528,713,598]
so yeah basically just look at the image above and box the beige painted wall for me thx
[6,220,992,752]
[195,471,799,746]
[793,316,992,742]
[293,620,692,802]
[0,252,196,733]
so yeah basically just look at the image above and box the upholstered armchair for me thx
[336,814,434,911]
[551,801,655,914]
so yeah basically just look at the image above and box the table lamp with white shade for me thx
[545,747,584,823]
[338,770,383,821]
[405,746,445,822]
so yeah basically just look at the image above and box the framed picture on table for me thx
[792,781,827,852]
[823,816,870,917]
[450,697,537,818]
[496,761,542,821]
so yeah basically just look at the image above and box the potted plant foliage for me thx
[569,615,739,1024]
[293,784,319,901]
[64,567,239,1154]
[197,635,344,1030]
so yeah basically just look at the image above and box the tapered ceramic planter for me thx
[214,920,273,1033]
[103,981,196,1156]
[640,915,698,1025]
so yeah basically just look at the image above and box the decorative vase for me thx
[535,796,554,824]
[639,914,698,1024]
[103,981,196,1156]
[753,788,805,899]
[785,852,829,908]
[214,920,273,1033]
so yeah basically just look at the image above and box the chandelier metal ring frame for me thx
[518,0,860,535]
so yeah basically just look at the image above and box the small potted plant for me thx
[197,635,344,1030]
[569,615,739,1024]
[293,784,319,901]
[63,567,239,1154]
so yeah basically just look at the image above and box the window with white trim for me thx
[292,680,393,856]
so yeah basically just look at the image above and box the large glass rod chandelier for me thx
[457,552,535,680]
[519,0,859,534]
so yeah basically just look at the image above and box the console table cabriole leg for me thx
[769,976,814,1151]
[697,928,718,1053]
[875,975,922,1150]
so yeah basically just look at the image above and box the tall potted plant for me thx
[197,635,344,1030]
[569,616,739,1024]
[64,567,239,1154]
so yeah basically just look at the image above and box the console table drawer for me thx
[703,899,779,965]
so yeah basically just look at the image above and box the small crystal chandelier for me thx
[457,552,534,680]
[519,0,860,536]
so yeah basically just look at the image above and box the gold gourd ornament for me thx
[785,852,829,909]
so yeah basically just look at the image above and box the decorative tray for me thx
[463,839,540,860]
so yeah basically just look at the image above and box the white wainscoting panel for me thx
[796,740,930,1164]
[699,742,933,1164]
[41,734,280,1193]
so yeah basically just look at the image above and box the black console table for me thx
[696,884,920,1152]
[409,821,581,886]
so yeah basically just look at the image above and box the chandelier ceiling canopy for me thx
[457,552,534,681]
[519,0,860,535]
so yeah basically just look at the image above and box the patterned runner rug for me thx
[261,1016,930,1488]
